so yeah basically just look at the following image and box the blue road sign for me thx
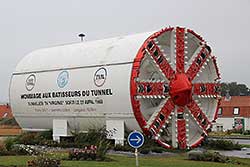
[128,131,144,149]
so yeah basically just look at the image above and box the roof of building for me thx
[220,96,250,107]
[0,104,13,118]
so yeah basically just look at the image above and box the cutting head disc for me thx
[130,27,221,149]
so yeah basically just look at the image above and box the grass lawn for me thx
[0,154,250,167]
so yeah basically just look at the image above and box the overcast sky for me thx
[0,0,250,102]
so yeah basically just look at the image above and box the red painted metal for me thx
[148,99,175,135]
[186,47,210,81]
[211,56,221,80]
[193,83,220,96]
[146,40,175,80]
[151,27,174,39]
[187,99,211,133]
[169,73,192,106]
[136,81,168,96]
[130,47,148,133]
[175,27,185,73]
[191,136,204,148]
[187,29,204,42]
[177,107,187,149]
[213,98,221,121]
[130,26,220,150]
[156,139,171,149]
[177,119,187,149]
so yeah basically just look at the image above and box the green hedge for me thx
[203,139,241,150]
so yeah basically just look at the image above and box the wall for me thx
[216,117,234,131]
[215,117,250,131]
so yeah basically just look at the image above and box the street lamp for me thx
[78,33,85,42]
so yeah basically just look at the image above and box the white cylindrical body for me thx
[10,32,152,131]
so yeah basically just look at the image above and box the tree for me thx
[221,82,250,96]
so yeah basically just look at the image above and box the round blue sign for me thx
[128,131,144,149]
[57,71,69,88]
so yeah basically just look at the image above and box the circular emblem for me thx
[94,67,107,87]
[25,74,36,91]
[57,71,69,88]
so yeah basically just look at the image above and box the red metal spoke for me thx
[186,46,211,81]
[148,99,175,136]
[175,27,185,73]
[136,81,169,97]
[187,99,211,134]
[156,139,171,149]
[191,136,204,148]
[145,40,175,80]
[193,83,221,97]
[177,107,187,149]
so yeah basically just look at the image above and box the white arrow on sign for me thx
[130,135,141,144]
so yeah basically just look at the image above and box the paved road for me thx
[221,138,250,145]
[209,138,250,158]
[209,137,250,145]
[218,148,250,159]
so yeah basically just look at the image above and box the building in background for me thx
[0,103,21,136]
[215,96,250,131]
[0,103,12,119]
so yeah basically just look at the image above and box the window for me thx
[233,107,240,115]
[218,107,222,115]
[2,112,8,118]
[216,125,223,132]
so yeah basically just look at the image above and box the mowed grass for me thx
[0,154,250,167]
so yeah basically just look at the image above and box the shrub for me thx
[226,129,243,134]
[74,128,107,146]
[96,139,110,161]
[67,128,111,161]
[203,139,241,150]
[28,156,60,167]
[15,132,38,145]
[69,146,97,160]
[11,144,40,155]
[242,130,250,135]
[4,137,15,151]
[10,146,28,155]
[113,144,133,152]
[0,140,23,156]
[15,130,53,146]
[188,150,230,163]
[151,147,165,153]
[140,148,150,154]
[0,118,19,126]
[38,130,53,140]
[0,140,7,156]
[73,128,111,160]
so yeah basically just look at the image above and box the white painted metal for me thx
[106,120,125,145]
[53,119,71,142]
[14,32,152,74]
[10,32,153,134]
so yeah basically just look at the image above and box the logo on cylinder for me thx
[94,67,107,87]
[25,74,36,91]
[57,71,69,88]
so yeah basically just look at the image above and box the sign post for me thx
[128,131,144,167]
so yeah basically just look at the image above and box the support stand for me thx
[135,148,139,167]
